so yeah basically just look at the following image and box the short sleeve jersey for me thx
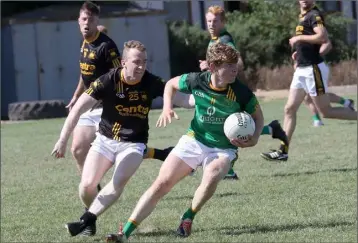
[80,31,121,88]
[208,29,236,50]
[84,68,165,143]
[294,5,325,66]
[178,72,259,149]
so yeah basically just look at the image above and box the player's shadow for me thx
[219,220,356,236]
[135,220,355,237]
[266,167,357,178]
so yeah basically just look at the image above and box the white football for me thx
[224,112,255,141]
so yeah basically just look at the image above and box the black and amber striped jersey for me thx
[84,67,165,143]
[80,31,121,88]
[294,5,325,67]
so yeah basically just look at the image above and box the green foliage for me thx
[167,0,356,75]
[167,21,210,76]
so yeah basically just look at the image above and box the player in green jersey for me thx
[105,43,265,242]
[198,5,288,179]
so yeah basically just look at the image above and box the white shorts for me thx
[90,132,146,163]
[171,135,237,170]
[77,108,102,130]
[291,62,329,96]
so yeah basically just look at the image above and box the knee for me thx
[79,179,97,194]
[284,104,298,116]
[71,142,88,159]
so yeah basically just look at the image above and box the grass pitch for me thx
[1,96,357,242]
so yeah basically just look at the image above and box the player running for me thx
[299,40,355,127]
[199,5,288,179]
[52,40,194,237]
[261,0,357,161]
[105,43,264,242]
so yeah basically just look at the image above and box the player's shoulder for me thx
[231,79,254,96]
[143,70,163,82]
[98,32,118,49]
[184,71,210,82]
[308,6,323,18]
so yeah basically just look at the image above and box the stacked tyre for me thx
[8,100,67,121]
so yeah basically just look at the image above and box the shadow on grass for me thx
[266,167,357,178]
[220,220,356,235]
[135,220,356,237]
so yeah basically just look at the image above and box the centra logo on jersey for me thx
[115,104,149,119]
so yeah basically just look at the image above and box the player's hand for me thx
[66,97,78,111]
[199,60,209,71]
[289,36,301,47]
[51,139,67,158]
[230,135,258,148]
[156,108,179,128]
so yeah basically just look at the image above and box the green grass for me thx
[1,96,357,242]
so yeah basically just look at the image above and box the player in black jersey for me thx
[52,40,195,237]
[261,0,357,162]
[67,2,177,188]
[67,1,121,181]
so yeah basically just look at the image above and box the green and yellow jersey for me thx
[178,72,259,149]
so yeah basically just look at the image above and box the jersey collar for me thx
[120,69,141,85]
[84,31,100,43]
[299,4,317,18]
[211,28,228,40]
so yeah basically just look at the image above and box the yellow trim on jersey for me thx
[84,31,100,43]
[112,58,121,68]
[209,81,227,91]
[187,130,195,137]
[85,87,94,96]
[112,122,121,141]
[226,86,236,101]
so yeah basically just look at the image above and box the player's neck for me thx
[300,4,315,14]
[210,75,228,91]
[121,69,141,85]
[84,31,100,43]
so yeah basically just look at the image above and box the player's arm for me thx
[52,74,110,158]
[173,92,195,109]
[296,14,328,45]
[67,76,85,110]
[319,39,332,56]
[249,101,264,143]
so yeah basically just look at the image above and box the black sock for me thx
[152,147,174,161]
[97,184,102,192]
[80,211,97,224]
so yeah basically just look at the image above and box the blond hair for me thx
[122,40,146,60]
[206,43,239,66]
[207,5,226,22]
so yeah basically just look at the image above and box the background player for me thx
[199,5,288,179]
[298,40,355,127]
[261,0,357,161]
[106,43,264,242]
